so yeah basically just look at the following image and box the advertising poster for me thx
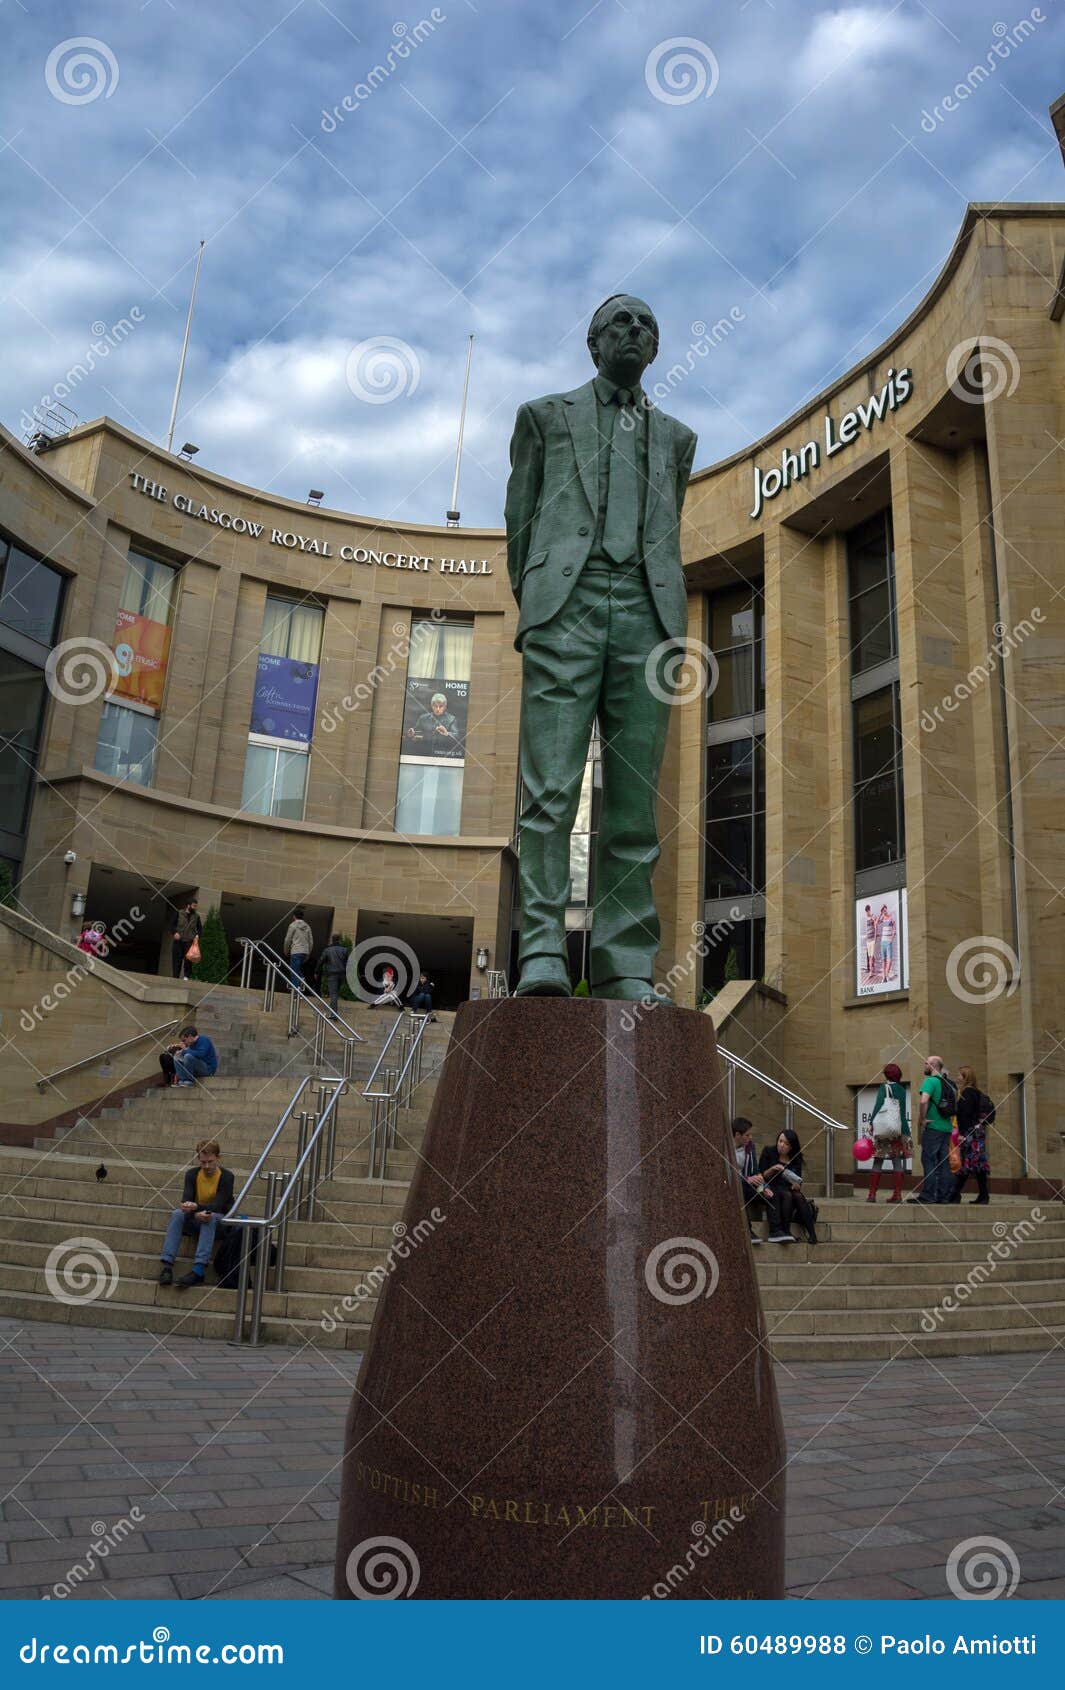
[109,608,172,710]
[855,1082,913,1170]
[855,888,905,996]
[250,653,320,745]
[402,676,468,760]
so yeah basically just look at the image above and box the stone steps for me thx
[0,1285,371,1350]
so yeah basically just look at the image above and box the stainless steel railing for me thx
[225,1073,347,1346]
[363,1010,432,1181]
[485,969,509,998]
[36,1018,182,1092]
[718,1044,851,1197]
[238,936,363,1077]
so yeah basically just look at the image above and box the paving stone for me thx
[205,1572,329,1600]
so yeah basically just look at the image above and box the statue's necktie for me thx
[602,389,639,564]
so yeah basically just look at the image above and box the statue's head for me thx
[587,294,659,384]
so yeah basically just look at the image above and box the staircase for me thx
[0,992,452,1349]
[0,985,1061,1361]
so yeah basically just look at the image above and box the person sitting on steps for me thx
[757,1128,818,1245]
[158,1140,234,1289]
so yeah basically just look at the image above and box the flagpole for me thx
[446,333,474,525]
[166,239,205,454]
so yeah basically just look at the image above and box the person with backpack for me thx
[907,1054,956,1204]
[316,933,351,1013]
[948,1065,993,1204]
[865,1061,910,1204]
[283,907,314,993]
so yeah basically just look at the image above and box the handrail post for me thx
[294,1111,309,1215]
[343,1036,354,1080]
[264,961,275,1014]
[325,1092,338,1179]
[288,986,299,1039]
[306,1130,322,1223]
[230,1226,253,1345]
[273,1171,290,1290]
[725,1058,736,1124]
[825,1127,835,1199]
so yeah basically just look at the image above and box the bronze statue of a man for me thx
[504,295,698,1001]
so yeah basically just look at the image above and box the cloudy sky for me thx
[2,0,1062,527]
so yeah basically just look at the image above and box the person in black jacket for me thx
[316,934,351,1013]
[758,1127,818,1245]
[732,1117,769,1243]
[948,1064,993,1204]
[158,1140,234,1288]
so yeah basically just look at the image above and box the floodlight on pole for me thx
[166,239,205,455]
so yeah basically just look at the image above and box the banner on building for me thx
[855,889,905,996]
[250,653,320,745]
[109,609,172,710]
[401,677,468,760]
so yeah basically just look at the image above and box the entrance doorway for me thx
[353,911,473,1009]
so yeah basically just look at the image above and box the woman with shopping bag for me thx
[866,1062,911,1204]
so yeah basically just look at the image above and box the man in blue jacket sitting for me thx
[173,1025,218,1087]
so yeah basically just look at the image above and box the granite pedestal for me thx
[334,998,785,1599]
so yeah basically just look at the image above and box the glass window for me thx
[853,684,904,870]
[261,596,324,663]
[0,542,65,646]
[0,650,47,830]
[119,551,177,625]
[408,619,473,681]
[395,762,463,836]
[847,511,896,674]
[702,916,765,993]
[95,702,158,787]
[705,735,764,900]
[240,744,308,820]
[708,580,764,722]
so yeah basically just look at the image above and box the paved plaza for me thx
[1,1316,1063,1601]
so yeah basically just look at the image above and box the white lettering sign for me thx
[749,367,913,520]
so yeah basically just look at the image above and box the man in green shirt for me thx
[909,1055,954,1203]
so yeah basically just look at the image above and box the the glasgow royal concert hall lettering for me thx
[749,366,913,520]
[127,473,493,575]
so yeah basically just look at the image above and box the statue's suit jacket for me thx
[504,378,698,650]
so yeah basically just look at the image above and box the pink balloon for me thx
[853,1136,875,1161]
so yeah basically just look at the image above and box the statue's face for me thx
[591,296,657,382]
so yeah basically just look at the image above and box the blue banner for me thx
[249,654,320,746]
[1,1601,1056,1687]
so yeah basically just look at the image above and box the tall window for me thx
[241,594,324,820]
[704,578,766,992]
[395,617,472,836]
[847,510,896,673]
[853,684,905,870]
[709,582,764,722]
[95,550,178,788]
[0,539,65,647]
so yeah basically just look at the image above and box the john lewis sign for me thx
[127,472,493,575]
[749,367,913,520]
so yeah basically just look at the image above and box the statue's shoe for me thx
[515,957,572,997]
[592,977,670,1004]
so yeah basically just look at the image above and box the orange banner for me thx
[109,609,172,710]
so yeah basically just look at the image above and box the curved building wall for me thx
[2,199,1063,1185]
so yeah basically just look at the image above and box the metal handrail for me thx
[225,1073,347,1346]
[238,936,365,1042]
[36,1018,182,1091]
[485,969,509,998]
[366,1010,432,1180]
[227,1074,315,1215]
[718,1044,851,1198]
